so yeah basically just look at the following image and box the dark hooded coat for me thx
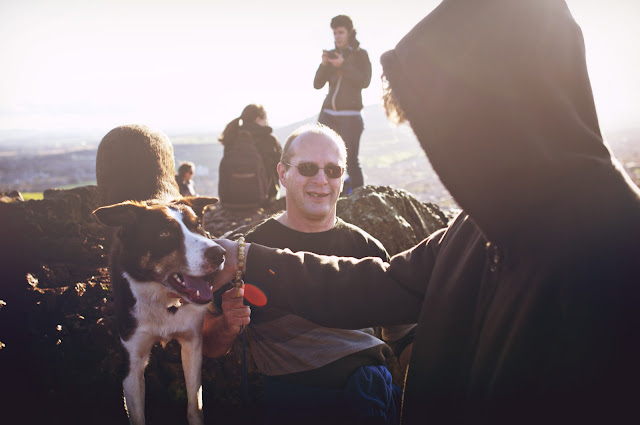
[245,1,640,423]
[314,46,372,112]
[223,121,282,201]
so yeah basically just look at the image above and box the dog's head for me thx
[93,196,224,304]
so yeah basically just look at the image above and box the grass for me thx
[17,181,97,201]
[21,192,44,200]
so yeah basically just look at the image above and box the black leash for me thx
[241,330,248,407]
[214,279,250,408]
[205,227,250,408]
[234,236,249,408]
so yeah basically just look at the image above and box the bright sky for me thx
[0,0,638,138]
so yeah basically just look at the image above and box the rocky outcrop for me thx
[0,186,105,277]
[338,185,448,255]
[0,185,447,424]
[203,185,449,256]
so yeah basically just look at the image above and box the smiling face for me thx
[278,132,345,232]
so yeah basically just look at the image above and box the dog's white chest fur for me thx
[120,274,207,425]
[124,274,206,343]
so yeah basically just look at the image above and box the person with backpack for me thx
[218,104,282,208]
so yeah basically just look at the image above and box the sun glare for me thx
[0,0,638,135]
[567,0,640,131]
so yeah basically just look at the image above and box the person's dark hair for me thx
[281,123,347,165]
[177,161,195,179]
[219,104,266,146]
[331,14,360,49]
[382,74,406,124]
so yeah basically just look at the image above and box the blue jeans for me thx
[263,365,401,425]
[318,111,365,189]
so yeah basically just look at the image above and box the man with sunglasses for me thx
[203,123,413,424]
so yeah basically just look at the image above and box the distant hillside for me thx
[1,106,639,212]
[171,104,456,208]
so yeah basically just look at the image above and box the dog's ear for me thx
[177,196,219,217]
[93,202,146,226]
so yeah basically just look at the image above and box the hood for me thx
[381,0,638,247]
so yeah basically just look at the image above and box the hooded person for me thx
[209,1,640,423]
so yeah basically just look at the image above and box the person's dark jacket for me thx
[245,1,640,423]
[224,122,282,200]
[175,176,195,197]
[314,47,372,111]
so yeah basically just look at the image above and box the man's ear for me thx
[178,196,219,217]
[277,162,288,189]
[93,201,146,227]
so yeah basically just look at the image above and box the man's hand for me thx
[202,283,252,358]
[211,238,251,292]
[327,52,344,67]
[322,50,330,65]
[220,284,251,335]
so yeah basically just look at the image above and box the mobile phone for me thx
[324,50,338,59]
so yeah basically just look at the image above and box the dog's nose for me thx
[205,245,226,264]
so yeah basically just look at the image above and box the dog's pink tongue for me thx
[183,275,213,302]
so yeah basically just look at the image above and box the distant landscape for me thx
[1,104,639,212]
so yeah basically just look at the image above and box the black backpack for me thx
[218,131,269,208]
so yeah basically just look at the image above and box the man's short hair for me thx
[281,124,347,166]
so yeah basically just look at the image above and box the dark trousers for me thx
[318,111,365,189]
[263,365,401,425]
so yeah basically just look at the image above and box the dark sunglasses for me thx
[283,161,345,179]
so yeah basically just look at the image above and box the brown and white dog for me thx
[93,124,224,425]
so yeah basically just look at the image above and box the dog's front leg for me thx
[180,330,205,425]
[122,335,155,425]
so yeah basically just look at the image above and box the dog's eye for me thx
[159,230,171,239]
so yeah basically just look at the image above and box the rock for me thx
[0,190,24,203]
[0,185,106,279]
[43,185,102,220]
[203,197,286,239]
[203,185,448,256]
[338,185,448,255]
[0,183,448,424]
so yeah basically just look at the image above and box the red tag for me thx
[244,284,267,306]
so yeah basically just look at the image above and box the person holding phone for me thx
[314,14,371,192]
